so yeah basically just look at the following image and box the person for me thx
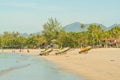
[19,49,21,52]
[27,49,29,53]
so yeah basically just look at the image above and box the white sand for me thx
[41,48,120,80]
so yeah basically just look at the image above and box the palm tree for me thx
[109,25,120,47]
[80,24,86,47]
[80,24,85,32]
[87,24,103,47]
[109,25,120,38]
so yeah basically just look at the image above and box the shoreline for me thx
[0,48,120,80]
[0,49,41,55]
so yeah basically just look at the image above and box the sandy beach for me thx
[41,48,120,80]
[0,48,120,80]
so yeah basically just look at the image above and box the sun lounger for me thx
[39,48,53,56]
[55,47,70,55]
[79,46,92,54]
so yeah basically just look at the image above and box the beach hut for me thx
[101,38,118,47]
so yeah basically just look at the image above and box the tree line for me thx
[0,18,120,49]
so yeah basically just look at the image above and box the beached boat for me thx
[79,46,92,54]
[39,48,53,56]
[55,47,70,55]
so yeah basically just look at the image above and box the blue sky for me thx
[0,0,120,33]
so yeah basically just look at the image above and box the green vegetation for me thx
[0,18,120,49]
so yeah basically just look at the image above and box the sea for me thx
[0,53,84,80]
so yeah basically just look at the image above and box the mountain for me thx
[63,22,84,32]
[20,33,29,37]
[107,24,120,30]
[64,22,107,32]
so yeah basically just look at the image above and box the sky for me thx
[0,0,120,33]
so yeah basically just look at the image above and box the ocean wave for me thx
[0,64,31,77]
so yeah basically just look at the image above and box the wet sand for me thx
[41,48,120,80]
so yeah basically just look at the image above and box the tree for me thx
[87,24,103,47]
[80,24,87,47]
[33,34,47,48]
[1,32,27,49]
[109,25,120,47]
[109,25,120,38]
[56,30,67,47]
[42,18,63,43]
[80,24,85,32]
[0,35,2,48]
[26,34,47,48]
[17,36,27,48]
